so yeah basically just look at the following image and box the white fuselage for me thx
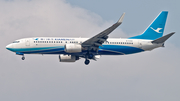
[6,37,163,55]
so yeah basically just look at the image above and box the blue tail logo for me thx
[129,11,168,40]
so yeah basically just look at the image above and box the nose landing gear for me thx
[21,56,25,60]
[16,52,25,60]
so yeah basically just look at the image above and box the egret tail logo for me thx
[150,27,163,33]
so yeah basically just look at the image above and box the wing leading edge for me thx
[81,13,125,51]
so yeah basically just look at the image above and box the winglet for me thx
[118,12,125,23]
[152,32,175,44]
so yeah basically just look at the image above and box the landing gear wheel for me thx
[84,59,90,65]
[22,56,25,60]
[88,54,94,59]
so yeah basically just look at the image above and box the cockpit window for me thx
[13,41,20,43]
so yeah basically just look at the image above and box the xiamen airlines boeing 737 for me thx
[6,11,175,65]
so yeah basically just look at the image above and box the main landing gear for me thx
[84,52,93,65]
[84,59,90,65]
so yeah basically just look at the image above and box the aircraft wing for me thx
[81,13,125,51]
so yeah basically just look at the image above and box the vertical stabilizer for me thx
[129,11,168,40]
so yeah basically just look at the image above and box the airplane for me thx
[6,11,175,65]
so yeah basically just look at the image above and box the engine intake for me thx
[64,44,82,53]
[59,55,79,62]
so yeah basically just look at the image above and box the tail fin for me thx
[129,11,168,40]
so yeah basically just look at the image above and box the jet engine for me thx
[59,55,79,62]
[64,44,82,53]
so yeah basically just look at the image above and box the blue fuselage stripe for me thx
[7,45,144,55]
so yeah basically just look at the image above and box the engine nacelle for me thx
[59,55,79,62]
[64,44,82,53]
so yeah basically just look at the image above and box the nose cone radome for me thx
[6,44,14,51]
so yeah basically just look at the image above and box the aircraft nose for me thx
[6,44,14,50]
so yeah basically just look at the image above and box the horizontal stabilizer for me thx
[151,32,175,44]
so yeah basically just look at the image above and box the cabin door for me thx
[138,40,142,48]
[25,39,30,46]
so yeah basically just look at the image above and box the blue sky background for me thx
[0,0,180,101]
